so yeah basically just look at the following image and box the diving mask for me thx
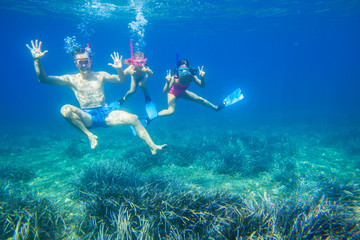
[75,58,92,67]
[133,58,147,67]
[178,66,190,77]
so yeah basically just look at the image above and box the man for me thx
[26,39,166,154]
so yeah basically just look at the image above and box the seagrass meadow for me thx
[1,115,359,239]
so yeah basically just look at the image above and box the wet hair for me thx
[134,51,145,59]
[178,59,190,67]
[175,59,197,75]
[72,47,91,59]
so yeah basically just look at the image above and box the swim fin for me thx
[145,101,158,120]
[130,101,158,136]
[130,118,149,136]
[222,88,244,107]
[107,100,121,110]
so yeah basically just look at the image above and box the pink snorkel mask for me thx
[124,39,147,66]
[133,58,147,67]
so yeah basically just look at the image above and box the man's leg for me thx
[60,104,98,149]
[182,90,218,111]
[158,94,177,117]
[105,110,167,155]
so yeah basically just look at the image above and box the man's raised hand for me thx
[26,40,48,59]
[108,52,123,69]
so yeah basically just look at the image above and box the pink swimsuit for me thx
[169,79,191,98]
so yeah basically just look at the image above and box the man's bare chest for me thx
[71,75,103,92]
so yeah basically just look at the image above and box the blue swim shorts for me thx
[82,103,119,129]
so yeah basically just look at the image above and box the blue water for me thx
[1,1,360,238]
[1,0,360,128]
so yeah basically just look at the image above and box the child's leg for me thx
[182,90,218,111]
[139,76,150,102]
[120,77,138,104]
[158,94,177,117]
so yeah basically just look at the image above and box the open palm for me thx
[108,52,123,69]
[26,39,48,59]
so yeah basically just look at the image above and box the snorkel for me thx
[125,39,134,65]
[125,39,148,67]
[175,53,179,76]
[84,43,92,64]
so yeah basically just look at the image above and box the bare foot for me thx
[151,144,167,155]
[87,134,98,149]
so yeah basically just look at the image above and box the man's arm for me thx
[33,59,70,85]
[106,52,125,83]
[27,40,69,86]
[192,66,206,88]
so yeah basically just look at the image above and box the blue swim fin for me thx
[223,88,244,107]
[130,126,137,136]
[130,118,149,136]
[145,101,158,120]
[130,100,158,136]
[107,100,121,110]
